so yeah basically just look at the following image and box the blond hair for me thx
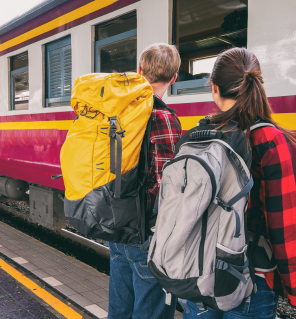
[139,43,181,84]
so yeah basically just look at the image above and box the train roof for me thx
[0,0,69,36]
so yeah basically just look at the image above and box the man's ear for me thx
[170,73,178,85]
[138,66,143,75]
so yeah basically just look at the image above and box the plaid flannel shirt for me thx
[248,126,296,307]
[147,97,182,210]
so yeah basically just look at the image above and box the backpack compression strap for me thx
[109,116,125,198]
[214,176,253,238]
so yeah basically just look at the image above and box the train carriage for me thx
[0,0,295,231]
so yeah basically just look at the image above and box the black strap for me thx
[109,117,123,198]
[110,137,116,174]
[114,134,122,198]
[100,224,136,235]
[109,117,117,174]
[51,174,62,180]
[216,259,249,284]
[140,235,152,253]
[143,118,152,180]
[247,217,266,292]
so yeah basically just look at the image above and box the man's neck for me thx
[150,82,170,99]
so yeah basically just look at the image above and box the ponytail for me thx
[210,48,296,145]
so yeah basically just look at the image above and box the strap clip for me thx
[215,197,232,212]
[109,116,117,138]
[215,259,228,270]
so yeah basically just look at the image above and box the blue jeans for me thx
[108,242,177,319]
[182,276,278,319]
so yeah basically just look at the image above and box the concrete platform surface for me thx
[0,220,183,319]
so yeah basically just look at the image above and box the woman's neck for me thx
[218,98,236,112]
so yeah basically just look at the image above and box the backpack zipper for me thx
[163,154,217,276]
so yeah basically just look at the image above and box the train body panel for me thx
[0,0,295,191]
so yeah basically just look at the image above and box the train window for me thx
[10,52,29,110]
[95,12,137,73]
[45,36,72,107]
[172,0,248,95]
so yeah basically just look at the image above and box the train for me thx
[0,0,295,242]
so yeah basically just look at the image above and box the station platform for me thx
[0,220,182,319]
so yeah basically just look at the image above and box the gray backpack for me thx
[147,119,276,312]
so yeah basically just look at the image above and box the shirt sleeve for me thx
[149,111,181,201]
[261,132,296,306]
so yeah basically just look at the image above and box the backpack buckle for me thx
[109,116,117,138]
[215,197,232,212]
[215,259,228,270]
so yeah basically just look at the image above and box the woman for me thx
[183,48,296,318]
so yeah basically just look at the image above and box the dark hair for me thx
[210,47,296,145]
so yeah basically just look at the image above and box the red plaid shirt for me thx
[147,97,182,209]
[248,126,296,307]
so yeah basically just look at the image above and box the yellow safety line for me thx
[0,120,73,130]
[178,113,296,131]
[0,258,82,319]
[0,0,115,52]
[0,113,294,132]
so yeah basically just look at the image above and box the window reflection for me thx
[100,37,137,73]
[12,72,29,110]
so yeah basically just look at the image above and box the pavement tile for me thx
[0,247,12,255]
[98,275,110,283]
[4,240,20,245]
[66,272,86,283]
[69,294,92,307]
[11,257,28,265]
[2,251,19,259]
[21,263,39,272]
[54,285,77,297]
[42,277,63,287]
[53,274,74,284]
[81,291,105,303]
[53,265,70,274]
[3,244,20,252]
[30,260,49,269]
[42,267,62,276]
[41,258,59,267]
[94,288,109,300]
[54,258,71,266]
[11,250,31,259]
[32,246,48,253]
[98,300,109,311]
[42,251,61,260]
[31,253,47,260]
[15,254,37,263]
[31,269,50,279]
[85,304,108,318]
[90,277,109,288]
[24,249,39,255]
[80,280,101,291]
[66,282,89,293]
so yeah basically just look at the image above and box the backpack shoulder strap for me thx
[250,122,275,131]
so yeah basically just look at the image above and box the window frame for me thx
[45,35,72,107]
[10,53,29,111]
[171,0,248,96]
[94,29,137,72]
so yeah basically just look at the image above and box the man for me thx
[107,43,182,319]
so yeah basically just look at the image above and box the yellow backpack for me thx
[60,73,154,244]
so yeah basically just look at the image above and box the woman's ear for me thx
[211,81,219,95]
